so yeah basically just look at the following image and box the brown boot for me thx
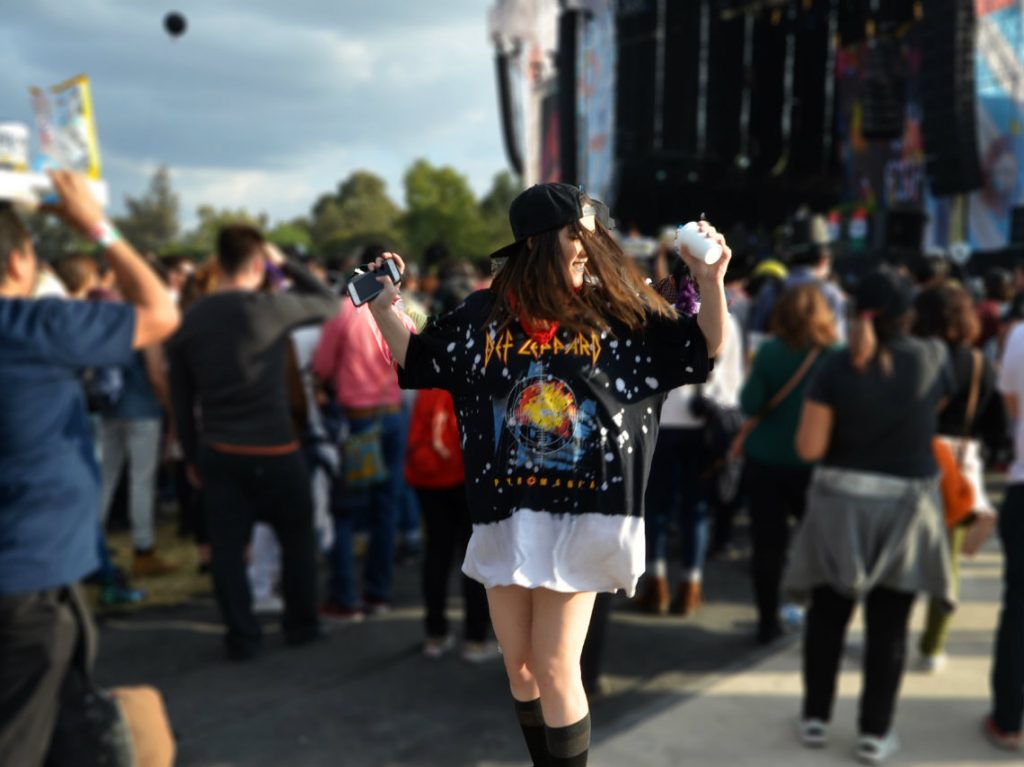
[634,575,670,614]
[131,549,178,577]
[673,580,702,616]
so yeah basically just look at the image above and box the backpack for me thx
[83,366,124,413]
[404,390,464,489]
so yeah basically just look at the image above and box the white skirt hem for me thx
[461,508,645,598]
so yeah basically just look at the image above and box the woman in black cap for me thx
[786,267,955,765]
[364,183,730,766]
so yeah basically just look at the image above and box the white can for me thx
[676,221,723,265]
[0,123,29,172]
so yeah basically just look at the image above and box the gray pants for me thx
[99,418,162,550]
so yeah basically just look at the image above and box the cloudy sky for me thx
[3,1,507,227]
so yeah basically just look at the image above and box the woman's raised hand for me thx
[368,252,406,311]
[678,221,731,287]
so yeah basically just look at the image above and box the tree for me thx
[309,171,403,253]
[114,166,179,254]
[476,171,521,256]
[182,206,268,253]
[267,220,312,252]
[400,159,486,262]
[23,213,81,262]
[480,170,520,221]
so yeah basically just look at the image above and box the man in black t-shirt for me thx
[167,226,339,660]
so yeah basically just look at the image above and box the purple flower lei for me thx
[675,275,700,317]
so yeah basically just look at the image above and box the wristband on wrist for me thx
[88,220,123,250]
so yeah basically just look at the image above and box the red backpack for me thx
[404,389,465,489]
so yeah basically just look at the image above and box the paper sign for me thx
[30,74,102,179]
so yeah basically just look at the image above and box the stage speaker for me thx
[704,12,744,171]
[861,36,905,140]
[748,8,787,175]
[558,9,580,184]
[920,0,983,196]
[660,0,703,159]
[791,2,835,174]
[886,208,926,250]
[1010,206,1024,245]
[616,0,658,161]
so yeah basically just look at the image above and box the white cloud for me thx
[1,1,508,229]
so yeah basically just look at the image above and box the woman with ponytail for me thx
[785,267,956,765]
[912,284,1000,673]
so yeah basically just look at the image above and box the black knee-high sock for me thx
[545,713,590,767]
[514,698,549,767]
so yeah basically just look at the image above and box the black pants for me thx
[803,585,916,736]
[201,448,319,655]
[992,484,1024,733]
[418,486,490,642]
[0,586,94,766]
[174,459,208,544]
[746,458,812,633]
[581,592,613,694]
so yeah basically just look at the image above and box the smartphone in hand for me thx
[347,259,402,306]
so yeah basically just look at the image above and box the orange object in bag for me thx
[933,437,975,529]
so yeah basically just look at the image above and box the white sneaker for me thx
[422,634,455,659]
[797,718,828,748]
[461,640,502,664]
[856,731,900,765]
[916,652,947,673]
[252,595,284,615]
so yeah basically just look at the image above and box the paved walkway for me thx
[590,545,1015,766]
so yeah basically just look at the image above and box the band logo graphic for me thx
[505,375,579,455]
[484,329,602,369]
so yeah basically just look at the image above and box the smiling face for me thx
[559,215,595,290]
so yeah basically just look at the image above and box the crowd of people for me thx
[2,173,1024,766]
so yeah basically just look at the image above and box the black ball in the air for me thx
[164,12,187,37]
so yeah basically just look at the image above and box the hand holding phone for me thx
[348,258,402,306]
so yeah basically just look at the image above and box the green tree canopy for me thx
[24,213,82,263]
[309,171,402,253]
[476,170,520,255]
[480,170,520,221]
[267,220,312,252]
[401,159,487,262]
[183,206,268,253]
[114,166,179,255]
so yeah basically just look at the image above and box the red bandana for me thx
[507,294,560,345]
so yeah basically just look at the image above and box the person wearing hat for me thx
[785,267,955,764]
[363,182,730,767]
[749,212,847,341]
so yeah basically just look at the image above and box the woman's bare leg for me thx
[487,585,540,701]
[530,589,596,726]
[489,585,548,766]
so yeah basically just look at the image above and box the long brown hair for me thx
[912,283,980,346]
[769,283,838,350]
[487,218,676,334]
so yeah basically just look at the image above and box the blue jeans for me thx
[329,412,405,606]
[992,483,1024,734]
[396,403,421,543]
[644,427,709,575]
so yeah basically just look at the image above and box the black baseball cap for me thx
[488,182,613,259]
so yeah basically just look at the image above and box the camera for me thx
[347,259,402,306]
